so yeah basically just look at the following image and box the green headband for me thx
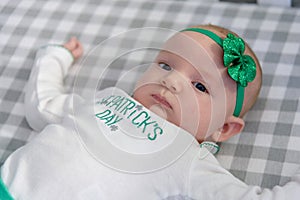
[181,28,256,117]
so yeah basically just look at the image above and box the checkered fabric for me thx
[1,0,300,190]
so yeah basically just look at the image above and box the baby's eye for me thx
[192,82,208,93]
[159,62,172,71]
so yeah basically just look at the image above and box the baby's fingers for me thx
[63,37,83,59]
[64,37,77,51]
[72,41,83,59]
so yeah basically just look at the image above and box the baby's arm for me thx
[187,152,300,200]
[25,38,83,131]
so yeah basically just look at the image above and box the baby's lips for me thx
[151,94,173,109]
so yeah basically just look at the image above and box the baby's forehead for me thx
[160,33,224,75]
[162,32,224,68]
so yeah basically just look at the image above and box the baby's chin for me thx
[149,104,168,120]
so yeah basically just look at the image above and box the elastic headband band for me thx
[181,27,256,117]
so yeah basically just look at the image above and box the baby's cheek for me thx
[132,89,148,107]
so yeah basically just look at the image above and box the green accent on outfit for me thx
[0,178,14,200]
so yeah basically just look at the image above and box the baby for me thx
[1,24,299,200]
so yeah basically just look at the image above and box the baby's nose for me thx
[160,72,183,93]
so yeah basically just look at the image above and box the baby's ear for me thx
[215,116,245,142]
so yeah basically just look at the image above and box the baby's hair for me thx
[191,24,262,117]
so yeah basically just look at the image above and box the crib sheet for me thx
[1,0,300,189]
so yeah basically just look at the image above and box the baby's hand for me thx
[63,37,83,60]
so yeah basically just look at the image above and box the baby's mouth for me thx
[151,94,172,109]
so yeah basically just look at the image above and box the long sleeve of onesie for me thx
[25,45,77,131]
[187,148,300,200]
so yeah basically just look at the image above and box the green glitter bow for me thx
[223,33,256,87]
[180,28,257,117]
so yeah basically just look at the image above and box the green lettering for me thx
[107,96,121,106]
[132,111,156,133]
[148,126,163,141]
[107,115,123,126]
[110,96,125,111]
[127,110,136,119]
[116,98,129,112]
[101,95,115,105]
[120,99,136,115]
[101,113,115,124]
[95,109,111,118]
[132,111,148,126]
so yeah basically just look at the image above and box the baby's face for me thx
[133,32,237,141]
